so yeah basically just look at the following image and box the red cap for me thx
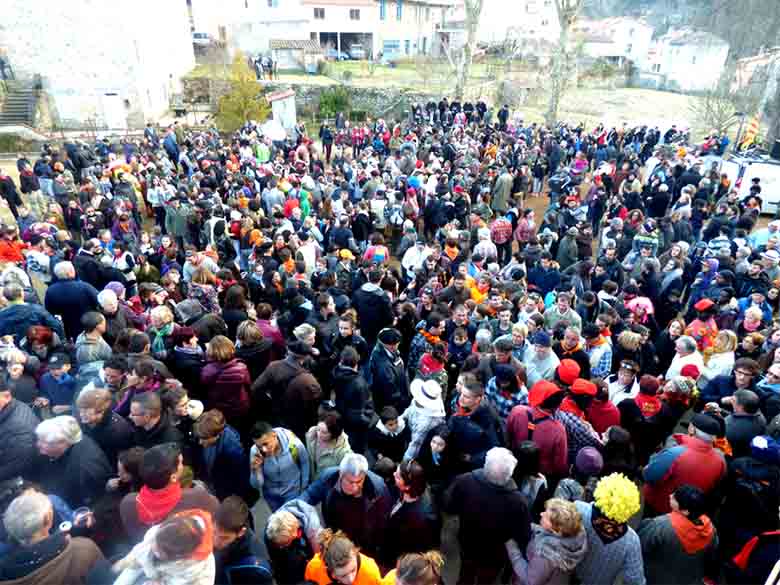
[694,299,715,311]
[571,378,597,396]
[680,364,701,378]
[529,381,564,407]
[557,359,581,385]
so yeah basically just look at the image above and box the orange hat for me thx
[571,378,597,396]
[529,381,564,407]
[557,359,581,385]
[694,299,715,311]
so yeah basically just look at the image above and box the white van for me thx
[717,153,780,214]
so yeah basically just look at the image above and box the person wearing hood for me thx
[444,447,531,585]
[249,421,310,511]
[638,485,718,585]
[333,347,374,454]
[213,496,272,585]
[367,328,411,413]
[352,268,394,349]
[113,508,216,585]
[505,497,587,585]
[265,498,322,584]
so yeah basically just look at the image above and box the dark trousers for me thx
[497,241,512,266]
[458,556,503,585]
[324,142,333,163]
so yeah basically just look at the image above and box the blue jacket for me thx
[201,425,254,502]
[39,372,76,407]
[737,298,773,323]
[0,302,64,343]
[701,373,756,405]
[527,265,561,296]
[249,428,310,511]
[447,401,503,470]
[301,466,392,556]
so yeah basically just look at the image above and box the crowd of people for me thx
[0,98,778,585]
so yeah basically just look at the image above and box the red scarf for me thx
[136,482,182,525]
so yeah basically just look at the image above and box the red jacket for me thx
[587,399,620,434]
[643,434,726,514]
[506,405,568,478]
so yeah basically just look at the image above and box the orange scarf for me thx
[419,329,441,346]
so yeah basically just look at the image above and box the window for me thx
[350,9,360,19]
[397,0,403,20]
[541,18,549,26]
[267,0,278,6]
[405,39,411,54]
[653,63,661,72]
[692,55,696,64]
[380,0,386,20]
[426,7,430,20]
[626,43,632,53]
[314,7,325,19]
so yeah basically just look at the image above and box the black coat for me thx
[332,364,374,453]
[73,252,103,289]
[0,399,39,481]
[381,493,441,567]
[31,435,112,508]
[367,344,410,413]
[444,469,531,562]
[235,339,274,383]
[367,421,412,464]
[352,284,394,348]
[132,412,184,450]
[447,402,503,471]
[44,279,99,340]
[170,347,207,399]
[82,411,134,467]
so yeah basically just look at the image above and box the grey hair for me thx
[475,328,493,353]
[293,323,316,341]
[3,491,52,544]
[35,415,82,445]
[484,447,517,486]
[339,453,369,477]
[97,289,118,308]
[676,335,697,354]
[53,261,75,280]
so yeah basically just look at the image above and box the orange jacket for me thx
[305,553,383,585]
[0,239,27,263]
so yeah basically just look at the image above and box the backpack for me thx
[385,203,404,227]
[284,428,300,465]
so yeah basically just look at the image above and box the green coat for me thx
[306,425,353,480]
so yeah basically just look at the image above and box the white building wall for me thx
[0,0,195,128]
[654,41,729,92]
[484,0,559,43]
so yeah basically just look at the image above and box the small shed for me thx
[269,39,324,73]
[266,88,297,132]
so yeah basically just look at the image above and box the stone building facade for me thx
[0,0,195,129]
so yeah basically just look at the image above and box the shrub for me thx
[319,86,351,119]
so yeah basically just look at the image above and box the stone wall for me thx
[182,77,438,121]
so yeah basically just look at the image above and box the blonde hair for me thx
[544,498,583,537]
[265,510,300,544]
[512,323,528,336]
[618,330,643,351]
[237,320,264,344]
[192,266,216,285]
[745,306,764,322]
[207,335,236,362]
[712,330,738,354]
[150,305,174,326]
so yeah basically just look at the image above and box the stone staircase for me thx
[0,79,39,127]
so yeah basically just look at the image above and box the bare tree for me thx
[545,0,585,127]
[689,69,761,136]
[453,0,485,100]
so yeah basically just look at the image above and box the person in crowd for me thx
[302,453,393,558]
[44,261,99,340]
[249,420,310,511]
[76,387,134,466]
[447,373,503,472]
[574,473,644,585]
[305,529,383,585]
[638,484,719,585]
[505,497,588,585]
[119,443,219,543]
[0,490,105,583]
[444,447,531,585]
[368,406,412,466]
[128,392,184,449]
[265,498,322,584]
[200,335,251,435]
[0,380,39,482]
[194,409,254,502]
[307,410,354,480]
[0,282,64,343]
[31,415,112,508]
[213,495,272,584]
